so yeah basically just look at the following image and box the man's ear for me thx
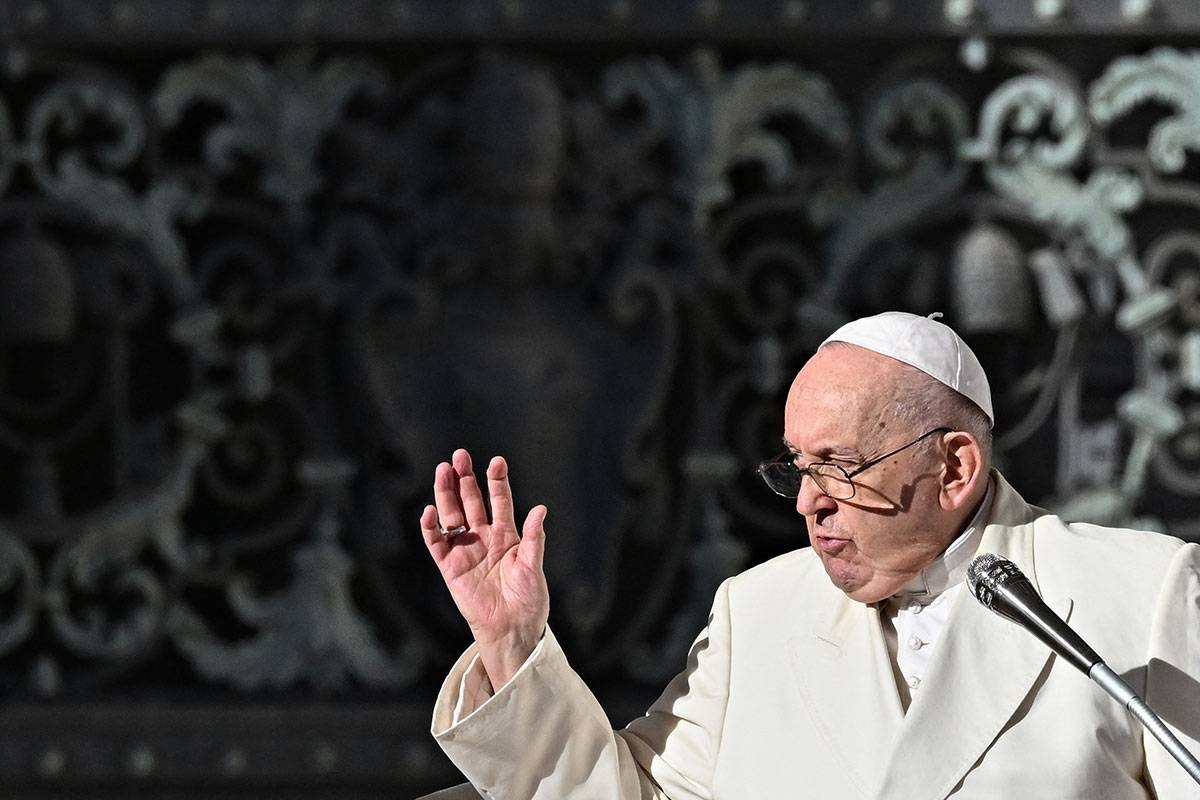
[938,431,985,511]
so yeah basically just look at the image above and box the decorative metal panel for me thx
[0,2,1196,797]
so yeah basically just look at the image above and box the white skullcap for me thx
[821,311,994,426]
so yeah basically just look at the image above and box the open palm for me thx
[421,449,549,687]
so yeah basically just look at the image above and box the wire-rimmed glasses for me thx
[756,427,952,500]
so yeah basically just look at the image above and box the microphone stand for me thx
[1089,663,1200,785]
[969,553,1200,786]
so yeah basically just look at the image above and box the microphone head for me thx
[966,552,1103,673]
[966,553,1027,610]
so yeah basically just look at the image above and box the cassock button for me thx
[907,675,921,690]
[907,635,923,650]
[907,601,923,614]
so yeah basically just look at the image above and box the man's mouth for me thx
[812,535,851,556]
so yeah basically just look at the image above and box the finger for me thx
[486,456,516,530]
[420,504,450,558]
[432,461,467,531]
[453,448,490,531]
[519,504,547,573]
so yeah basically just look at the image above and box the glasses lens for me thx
[810,463,855,499]
[758,462,801,497]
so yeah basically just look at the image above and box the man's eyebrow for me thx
[782,436,862,461]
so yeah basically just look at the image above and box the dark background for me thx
[0,1,1198,796]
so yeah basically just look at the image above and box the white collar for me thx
[890,476,995,603]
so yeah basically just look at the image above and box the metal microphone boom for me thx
[967,553,1200,787]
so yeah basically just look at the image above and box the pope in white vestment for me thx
[420,312,1200,799]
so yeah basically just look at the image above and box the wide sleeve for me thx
[1142,542,1200,798]
[430,578,735,800]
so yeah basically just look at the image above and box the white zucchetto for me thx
[822,311,994,427]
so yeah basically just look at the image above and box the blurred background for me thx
[0,0,1198,796]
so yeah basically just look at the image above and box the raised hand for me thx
[421,448,549,689]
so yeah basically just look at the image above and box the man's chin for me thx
[820,559,865,599]
[821,563,897,604]
[820,554,912,604]
[844,586,892,604]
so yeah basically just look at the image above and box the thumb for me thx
[519,504,547,573]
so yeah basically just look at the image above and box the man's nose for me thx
[795,472,837,517]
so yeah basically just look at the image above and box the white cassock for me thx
[430,471,1200,800]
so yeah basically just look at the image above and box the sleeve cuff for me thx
[452,652,495,724]
[433,631,549,734]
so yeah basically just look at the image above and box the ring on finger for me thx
[438,524,469,539]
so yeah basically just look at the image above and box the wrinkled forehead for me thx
[783,345,904,445]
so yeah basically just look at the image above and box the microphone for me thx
[966,553,1101,674]
[967,553,1200,786]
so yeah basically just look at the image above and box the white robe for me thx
[431,472,1200,799]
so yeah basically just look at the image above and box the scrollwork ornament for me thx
[26,76,206,301]
[0,526,41,657]
[707,195,824,341]
[603,49,850,223]
[189,203,317,384]
[985,164,1143,266]
[168,495,420,692]
[193,387,319,560]
[38,429,210,663]
[822,78,969,306]
[27,78,145,182]
[1140,230,1200,496]
[716,56,850,189]
[962,72,1088,170]
[154,49,387,227]
[968,71,1147,302]
[865,79,970,174]
[1090,47,1200,174]
[606,263,679,490]
[45,542,167,661]
[201,415,292,510]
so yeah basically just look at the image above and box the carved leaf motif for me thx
[62,435,208,584]
[717,62,851,182]
[1090,47,1200,173]
[985,162,1142,262]
[169,538,417,691]
[603,51,849,219]
[154,50,386,219]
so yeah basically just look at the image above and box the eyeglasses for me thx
[756,427,952,500]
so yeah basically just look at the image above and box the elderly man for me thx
[420,312,1200,799]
